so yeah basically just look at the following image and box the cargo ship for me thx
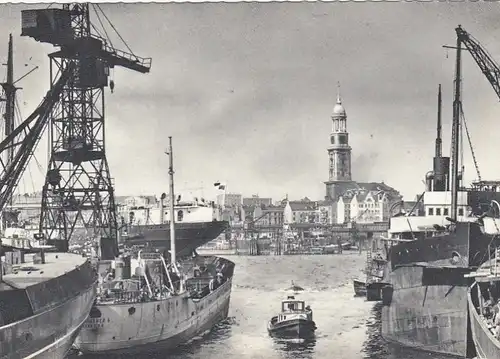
[0,32,98,359]
[76,137,235,355]
[380,27,500,357]
[121,199,229,256]
[75,251,234,355]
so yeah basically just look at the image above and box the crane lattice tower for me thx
[21,3,151,258]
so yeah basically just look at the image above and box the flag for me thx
[214,182,226,190]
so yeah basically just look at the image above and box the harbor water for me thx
[78,253,451,359]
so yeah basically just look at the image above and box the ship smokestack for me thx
[432,84,450,192]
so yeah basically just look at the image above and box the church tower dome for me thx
[332,92,346,117]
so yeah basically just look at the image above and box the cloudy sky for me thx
[2,1,500,202]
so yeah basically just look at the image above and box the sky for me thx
[2,2,500,202]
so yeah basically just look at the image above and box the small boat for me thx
[353,279,366,297]
[267,295,316,339]
[286,280,304,292]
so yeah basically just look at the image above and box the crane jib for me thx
[0,62,76,211]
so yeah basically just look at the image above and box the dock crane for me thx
[455,26,500,100]
[21,4,152,259]
[443,26,500,185]
[444,26,500,212]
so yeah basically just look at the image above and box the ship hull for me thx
[268,319,316,339]
[76,258,234,355]
[381,265,471,356]
[468,282,500,359]
[123,221,229,256]
[353,280,366,297]
[0,264,97,359]
[381,222,494,357]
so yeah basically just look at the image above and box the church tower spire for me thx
[325,83,352,199]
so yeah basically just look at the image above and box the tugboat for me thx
[267,295,316,339]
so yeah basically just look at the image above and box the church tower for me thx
[325,84,353,200]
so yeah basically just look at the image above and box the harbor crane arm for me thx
[456,26,500,100]
[0,62,75,211]
[31,4,152,74]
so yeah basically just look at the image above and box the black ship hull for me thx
[0,257,98,358]
[381,222,495,357]
[268,318,316,339]
[366,282,389,302]
[122,220,229,256]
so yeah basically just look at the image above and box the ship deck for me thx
[1,252,88,290]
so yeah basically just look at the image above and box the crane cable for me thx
[91,3,114,49]
[459,103,482,182]
[95,4,137,58]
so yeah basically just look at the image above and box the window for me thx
[458,208,464,216]
[428,208,434,216]
[436,208,441,216]
[444,208,449,216]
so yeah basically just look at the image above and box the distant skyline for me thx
[2,2,500,202]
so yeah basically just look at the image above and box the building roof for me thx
[317,200,334,206]
[115,195,157,205]
[288,201,317,211]
[262,205,284,213]
[329,181,401,202]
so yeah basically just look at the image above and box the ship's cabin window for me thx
[444,208,449,216]
[282,301,305,312]
[458,208,464,216]
[177,210,184,222]
[436,208,441,216]
[428,208,434,216]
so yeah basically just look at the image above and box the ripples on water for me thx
[77,253,452,359]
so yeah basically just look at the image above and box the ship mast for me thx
[1,34,16,219]
[450,29,463,221]
[167,136,176,266]
[0,34,15,282]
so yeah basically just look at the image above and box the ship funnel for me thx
[431,84,450,192]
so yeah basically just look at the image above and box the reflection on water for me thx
[271,337,317,359]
